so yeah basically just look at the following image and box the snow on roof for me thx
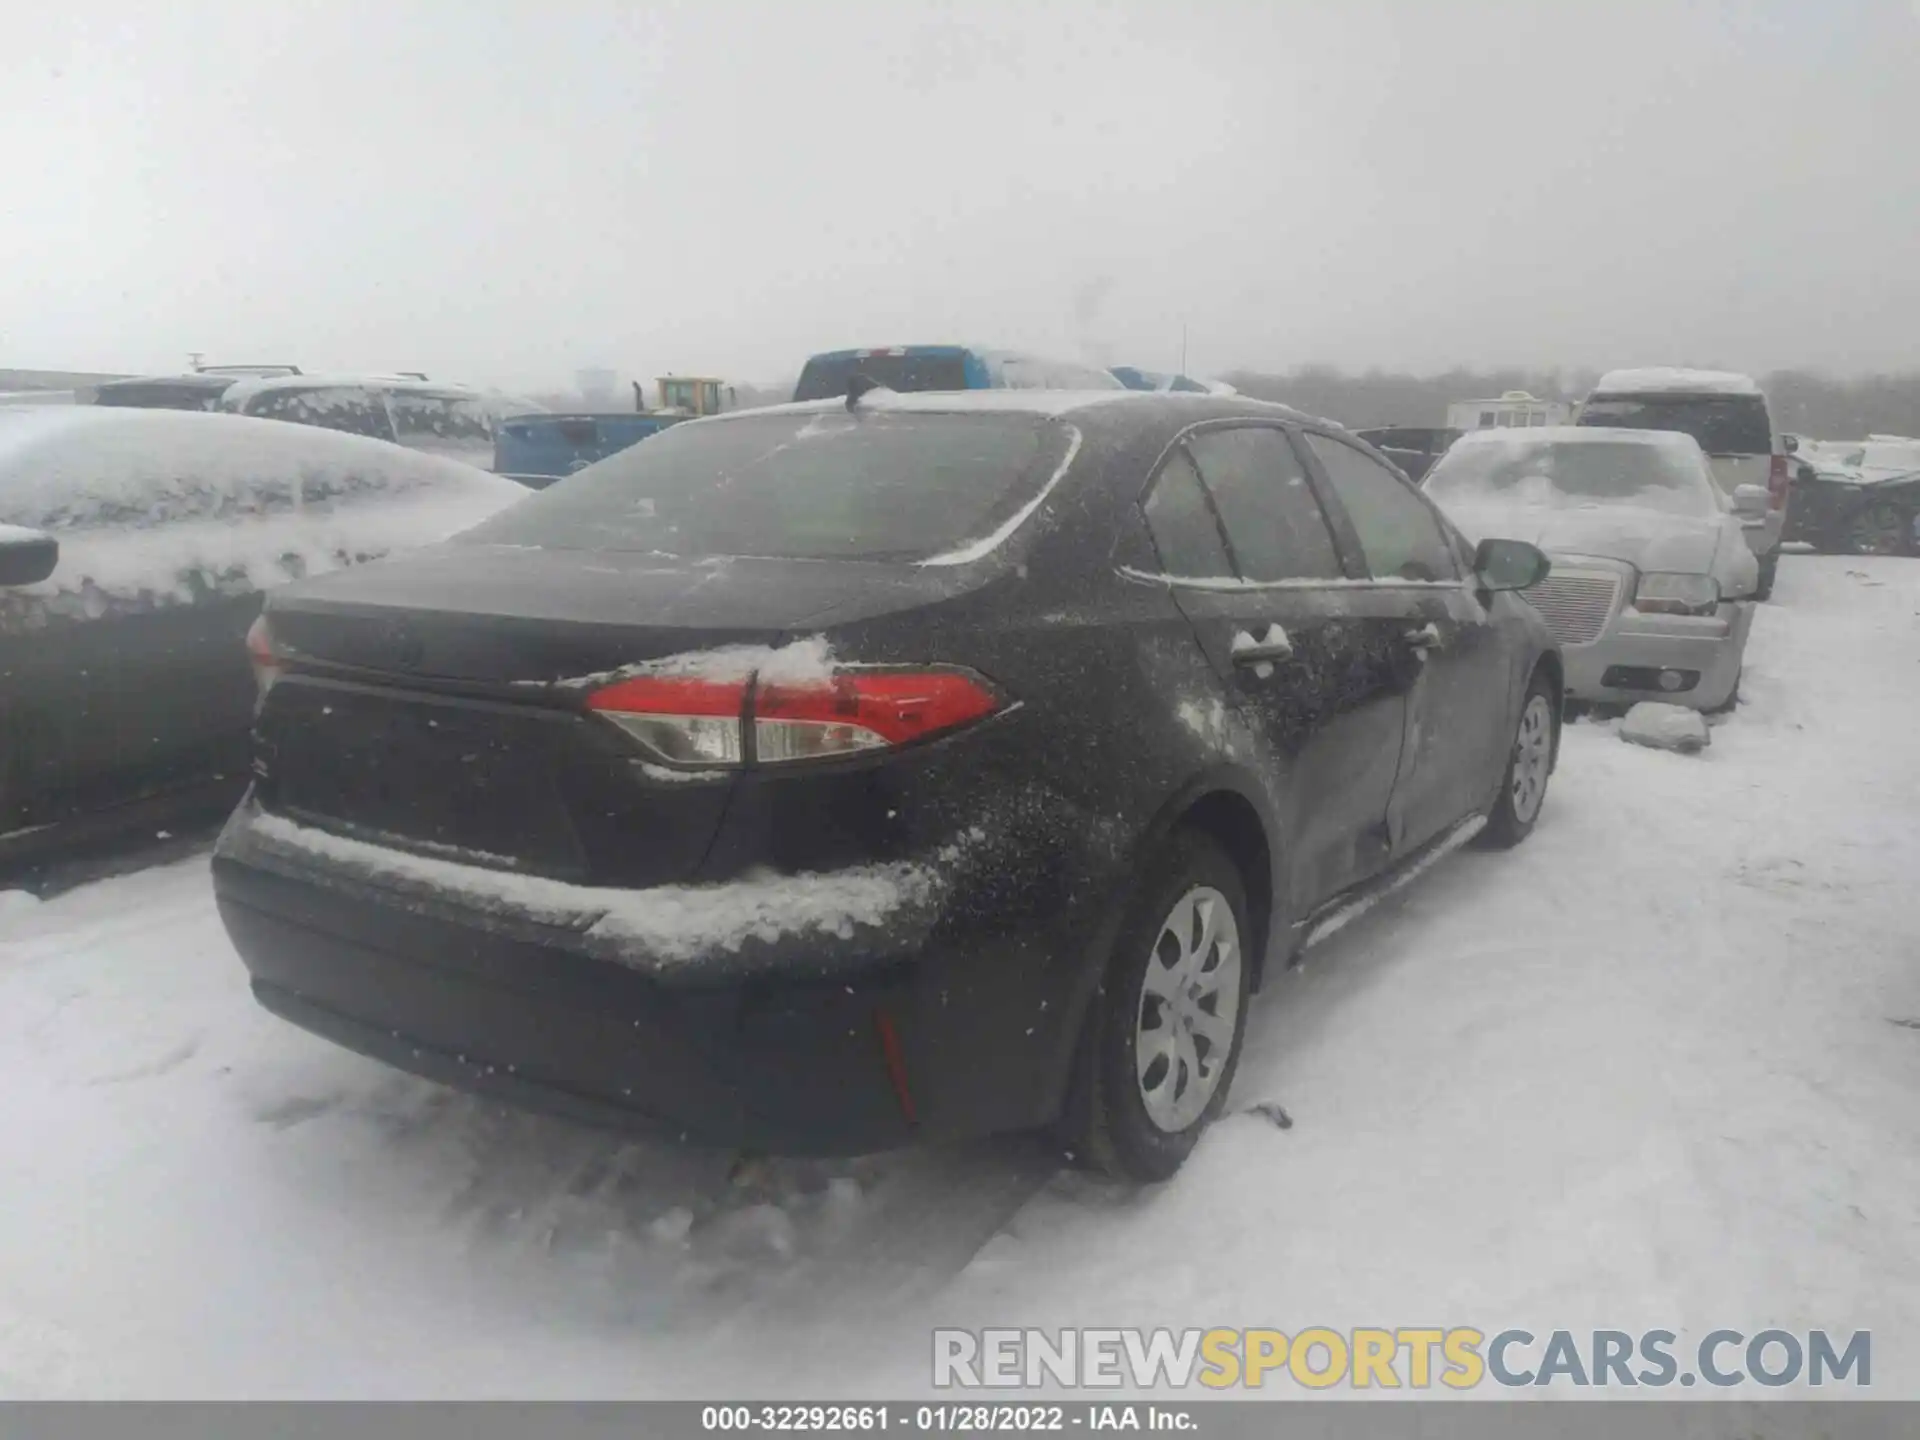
[1592,368,1761,396]
[1453,424,1703,450]
[738,388,1143,420]
[0,405,519,533]
[219,373,487,407]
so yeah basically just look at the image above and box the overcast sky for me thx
[3,0,1916,390]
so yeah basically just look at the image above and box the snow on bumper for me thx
[214,804,957,981]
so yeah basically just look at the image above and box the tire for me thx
[1059,829,1253,1182]
[1480,672,1557,850]
[1844,501,1916,558]
[1753,549,1778,601]
[1704,669,1742,716]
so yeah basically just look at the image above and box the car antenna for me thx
[846,372,885,412]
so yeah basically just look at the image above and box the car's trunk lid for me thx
[255,544,986,887]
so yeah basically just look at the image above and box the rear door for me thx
[1298,430,1513,854]
[1145,423,1409,912]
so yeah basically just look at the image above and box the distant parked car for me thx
[1576,368,1789,599]
[0,407,523,865]
[214,389,1559,1181]
[493,412,679,490]
[1424,426,1760,713]
[217,375,545,472]
[1353,427,1464,484]
[792,346,1124,402]
[91,373,239,411]
[1780,436,1920,557]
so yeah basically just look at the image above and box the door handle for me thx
[1231,624,1295,665]
[1404,622,1444,651]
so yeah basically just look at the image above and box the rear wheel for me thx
[1060,830,1252,1182]
[1845,501,1916,557]
[1481,675,1556,849]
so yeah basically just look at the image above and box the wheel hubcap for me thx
[1134,886,1242,1134]
[1510,694,1553,824]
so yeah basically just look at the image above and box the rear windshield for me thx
[461,410,1070,561]
[1425,437,1718,517]
[793,353,969,402]
[1578,393,1771,455]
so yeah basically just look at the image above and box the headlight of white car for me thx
[1633,572,1720,616]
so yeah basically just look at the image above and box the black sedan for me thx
[213,390,1560,1180]
[1781,438,1920,557]
[0,406,522,871]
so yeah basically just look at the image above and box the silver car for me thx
[1423,427,1761,713]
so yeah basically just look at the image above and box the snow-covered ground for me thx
[3,555,1917,1399]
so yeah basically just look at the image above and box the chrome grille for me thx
[1521,571,1621,646]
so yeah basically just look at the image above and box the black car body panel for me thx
[0,408,522,866]
[215,392,1557,1154]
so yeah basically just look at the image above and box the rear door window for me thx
[1141,449,1233,578]
[1578,393,1772,455]
[1185,426,1343,582]
[462,410,1070,562]
[244,386,396,441]
[1301,433,1460,583]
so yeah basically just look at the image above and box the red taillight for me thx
[586,666,1001,769]
[246,614,280,696]
[1768,453,1790,510]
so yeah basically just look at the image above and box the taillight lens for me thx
[585,676,749,767]
[587,667,1001,768]
[246,613,281,696]
[1768,453,1790,510]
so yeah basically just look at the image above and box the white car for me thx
[1423,426,1761,713]
[1576,368,1789,599]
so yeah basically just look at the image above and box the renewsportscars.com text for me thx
[932,1327,1871,1391]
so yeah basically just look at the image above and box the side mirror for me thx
[0,525,58,587]
[1474,537,1550,592]
[1732,484,1770,520]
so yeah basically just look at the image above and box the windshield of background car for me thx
[792,353,970,401]
[1578,393,1771,455]
[460,409,1072,561]
[1425,436,1719,517]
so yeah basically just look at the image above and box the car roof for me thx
[1455,425,1706,451]
[94,373,236,392]
[1592,367,1761,397]
[719,388,1322,426]
[220,374,486,406]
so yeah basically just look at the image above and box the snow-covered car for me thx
[1576,369,1790,599]
[213,390,1560,1182]
[216,375,546,474]
[1423,426,1760,713]
[0,406,524,864]
[1781,436,1920,557]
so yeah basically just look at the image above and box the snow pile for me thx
[228,809,950,971]
[1619,702,1712,753]
[1592,368,1760,396]
[0,889,41,916]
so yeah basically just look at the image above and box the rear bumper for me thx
[1562,605,1751,711]
[213,803,1099,1156]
